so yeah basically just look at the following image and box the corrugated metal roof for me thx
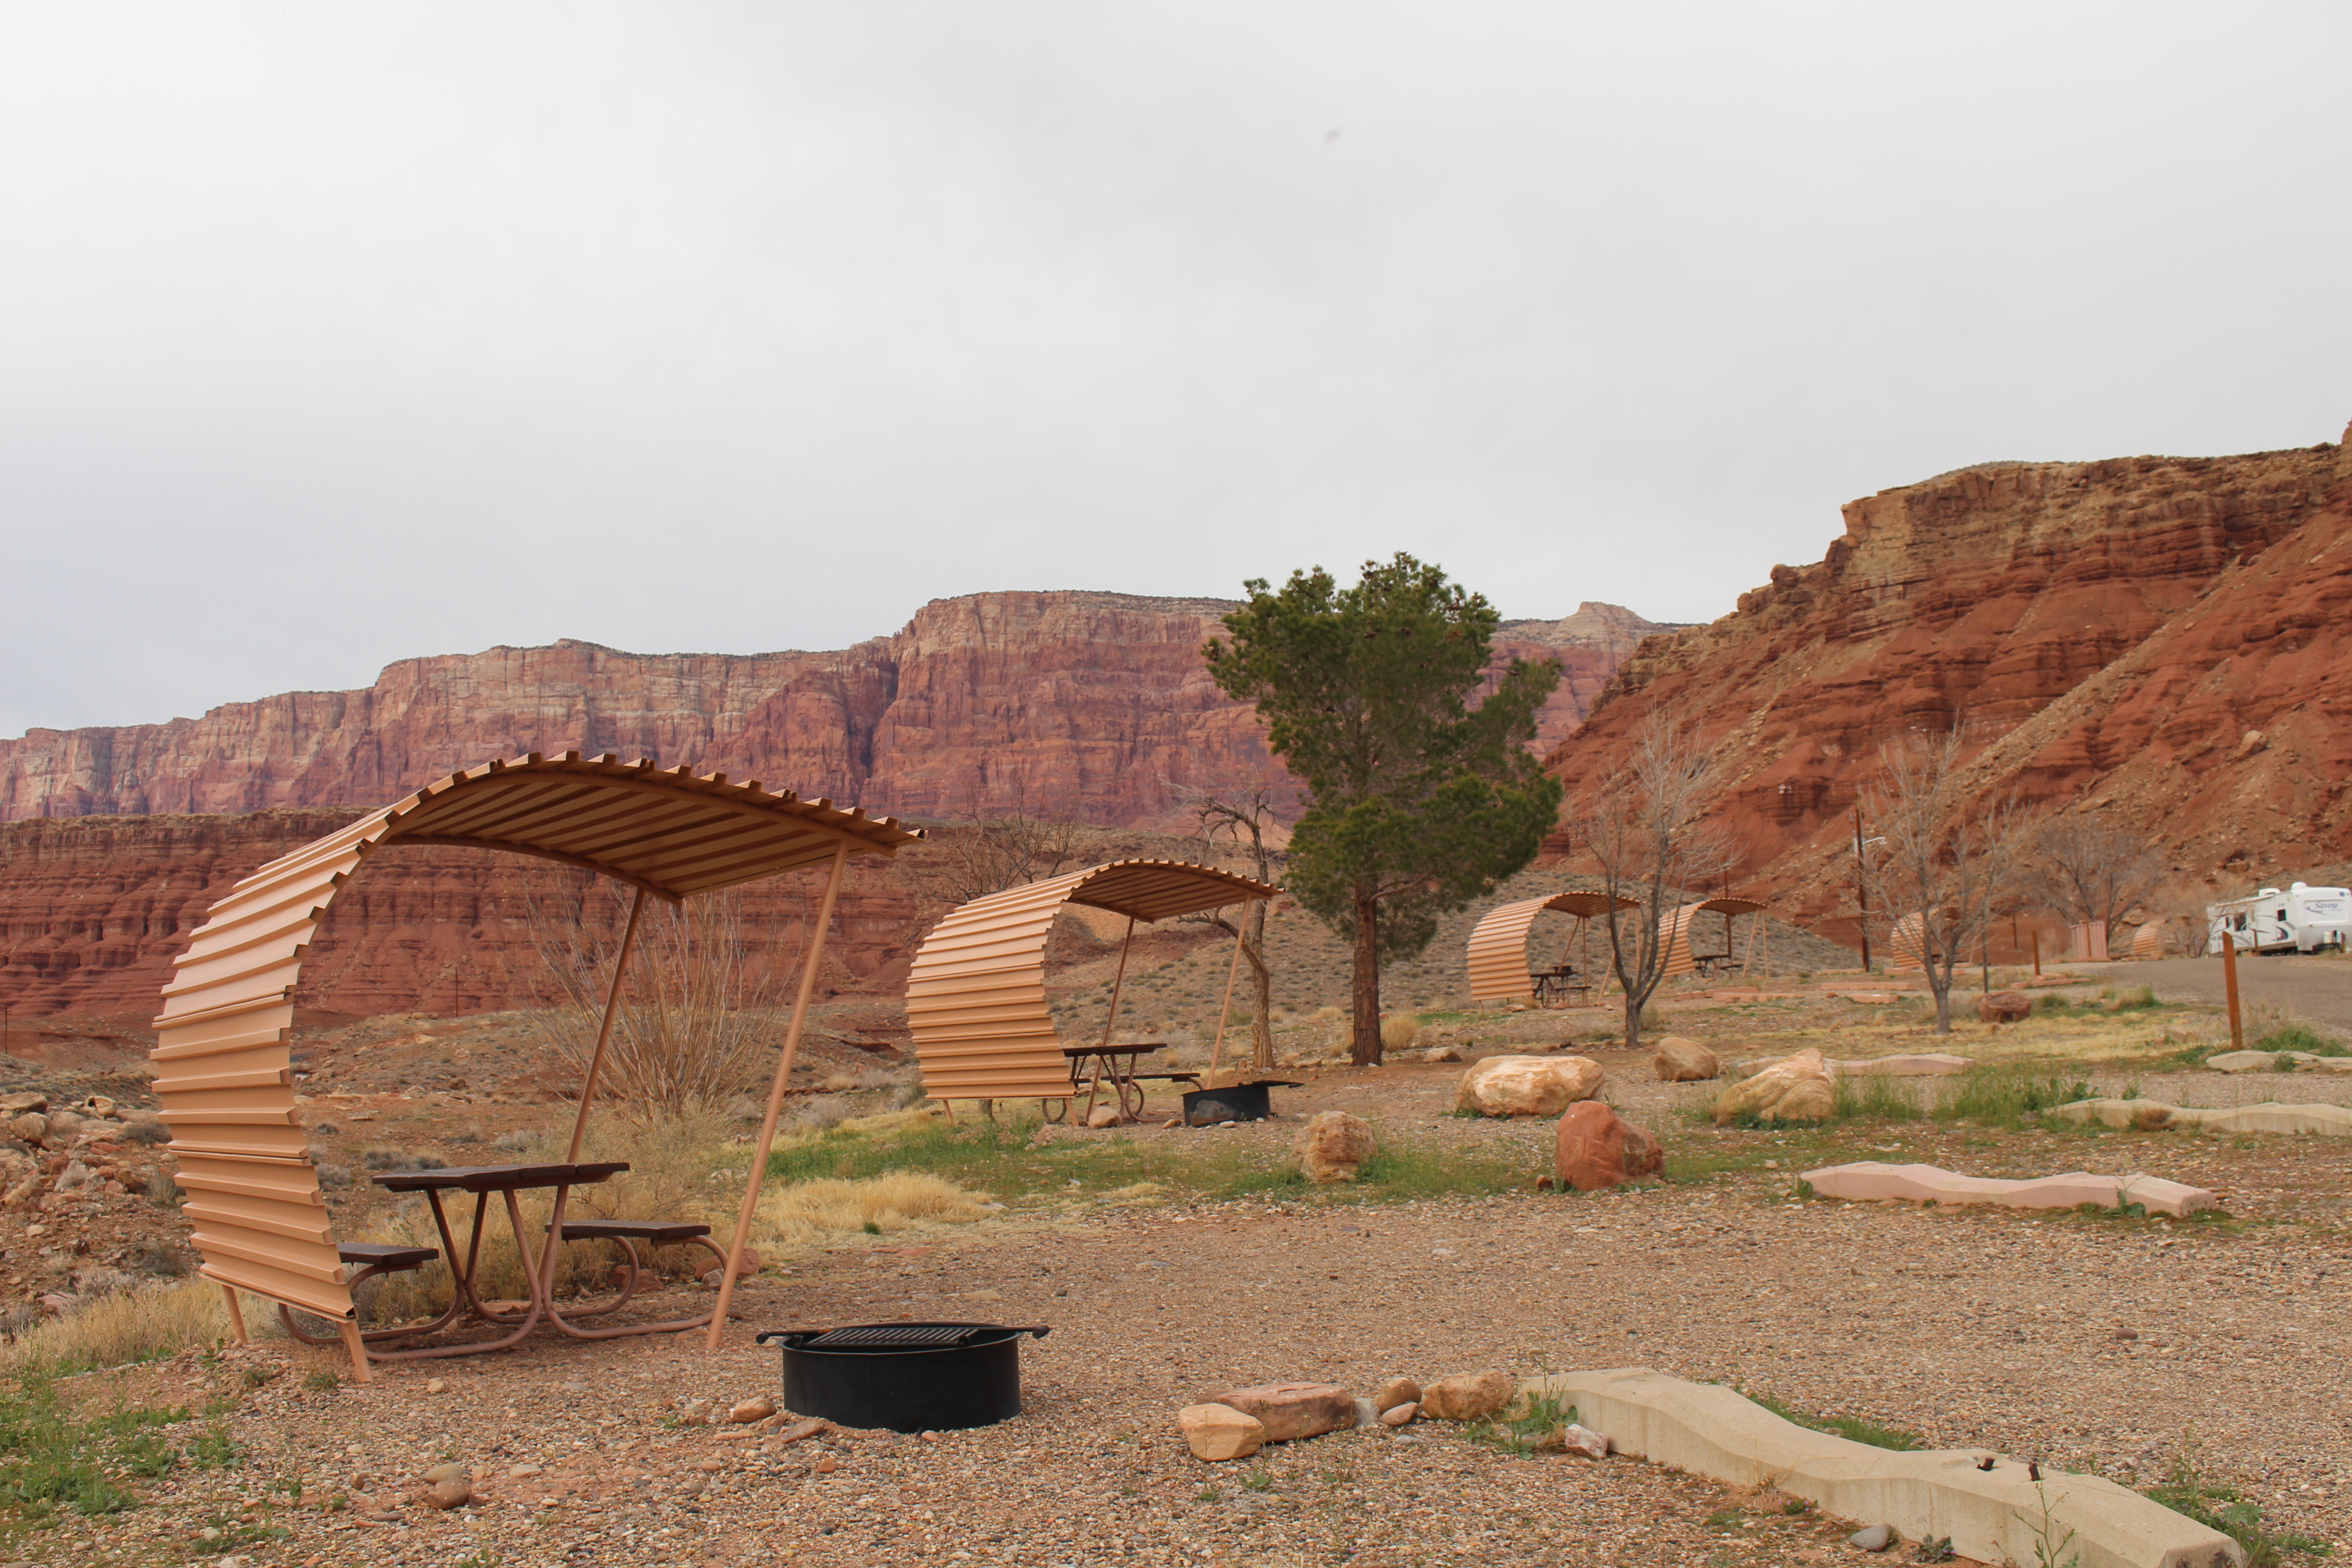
[1660,897,1770,977]
[906,860,1278,1103]
[148,751,919,1326]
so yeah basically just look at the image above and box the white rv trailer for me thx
[2206,882,2352,955]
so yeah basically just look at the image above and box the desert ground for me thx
[3,960,2350,1567]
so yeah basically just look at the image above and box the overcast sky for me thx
[3,3,2347,737]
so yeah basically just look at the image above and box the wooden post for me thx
[1205,911,1250,1086]
[2221,923,2243,1051]
[220,1284,248,1345]
[2030,928,2041,977]
[338,1319,373,1384]
[564,886,649,1163]
[709,841,852,1350]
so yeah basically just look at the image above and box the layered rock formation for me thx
[1546,425,2352,928]
[0,593,1677,829]
[0,809,930,1019]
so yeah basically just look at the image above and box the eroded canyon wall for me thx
[1545,428,2352,926]
[0,593,1672,829]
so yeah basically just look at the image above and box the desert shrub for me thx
[314,1163,352,1190]
[1833,1073,1927,1121]
[1939,1065,2093,1126]
[0,1279,275,1375]
[490,1129,536,1156]
[115,1119,170,1147]
[1379,1014,1421,1055]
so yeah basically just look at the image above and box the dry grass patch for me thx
[0,1277,276,1376]
[753,1172,991,1249]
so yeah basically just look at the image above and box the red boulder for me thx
[1553,1102,1666,1192]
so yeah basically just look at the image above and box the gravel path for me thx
[2099,955,2352,1034]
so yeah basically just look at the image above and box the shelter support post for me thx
[1084,917,1138,1120]
[221,1285,248,1345]
[564,885,650,1163]
[338,1319,374,1384]
[1204,911,1249,1085]
[709,840,852,1349]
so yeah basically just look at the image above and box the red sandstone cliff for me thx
[0,593,1672,828]
[1544,426,2352,930]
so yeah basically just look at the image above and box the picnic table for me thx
[274,1161,727,1362]
[1051,1043,1201,1123]
[1530,964,1591,1006]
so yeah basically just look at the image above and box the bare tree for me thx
[1862,725,2026,1035]
[1186,786,1292,1072]
[513,873,806,1116]
[1568,710,1733,1052]
[2031,818,2167,952]
[909,774,1083,906]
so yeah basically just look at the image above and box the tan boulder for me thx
[1652,1037,1720,1082]
[1419,1371,1514,1421]
[1711,1049,1838,1125]
[1454,1055,1602,1118]
[1204,1382,1357,1442]
[1371,1376,1421,1415]
[1178,1403,1267,1462]
[1378,1401,1418,1427]
[1553,1102,1666,1191]
[5,1115,45,1148]
[1979,990,2032,1024]
[0,1092,46,1116]
[1294,1111,1376,1184]
[1084,1104,1123,1128]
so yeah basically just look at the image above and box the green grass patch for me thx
[2251,1020,2348,1057]
[1697,1063,2097,1133]
[0,1374,225,1539]
[1747,1391,1922,1450]
[2145,1436,2331,1565]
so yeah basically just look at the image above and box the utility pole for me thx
[1853,807,1872,971]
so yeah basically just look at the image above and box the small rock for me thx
[730,1395,777,1424]
[421,1462,464,1484]
[2113,1327,2139,1342]
[504,1462,543,1478]
[1377,1401,1417,1427]
[1372,1376,1421,1414]
[85,1096,117,1117]
[813,1455,839,1474]
[1561,1422,1610,1460]
[1204,1382,1357,1441]
[1177,1403,1267,1462]
[1419,1371,1514,1421]
[1084,1105,1122,1129]
[425,1378,446,1394]
[1652,1037,1720,1081]
[1849,1523,1896,1552]
[678,1475,708,1498]
[771,1417,831,1444]
[695,1456,725,1473]
[421,1474,471,1510]
[1294,1110,1376,1184]
[1980,990,2032,1024]
[680,1399,714,1425]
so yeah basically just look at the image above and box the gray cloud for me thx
[3,2,2346,734]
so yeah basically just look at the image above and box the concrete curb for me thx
[1519,1368,2239,1568]
[1799,1160,2217,1216]
[2053,1098,2352,1137]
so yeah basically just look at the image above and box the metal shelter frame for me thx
[905,860,1280,1107]
[148,751,921,1377]
[1465,892,1638,1003]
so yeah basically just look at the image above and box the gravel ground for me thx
[29,1046,2352,1568]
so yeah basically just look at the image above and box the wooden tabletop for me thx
[371,1161,631,1194]
[1061,1043,1165,1058]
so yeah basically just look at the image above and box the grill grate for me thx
[803,1324,994,1350]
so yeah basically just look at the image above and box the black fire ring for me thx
[1181,1078,1305,1125]
[753,1322,1049,1432]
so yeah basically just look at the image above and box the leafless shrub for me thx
[908,774,1083,905]
[516,872,806,1119]
[1184,785,1294,1071]
[2030,818,2168,949]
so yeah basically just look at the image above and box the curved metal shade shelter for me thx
[906,860,1279,1104]
[1888,911,1928,972]
[2131,921,2166,960]
[1466,892,1637,1002]
[150,751,919,1369]
[1660,897,1771,979]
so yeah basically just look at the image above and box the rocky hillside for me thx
[1544,422,2352,935]
[0,593,1677,829]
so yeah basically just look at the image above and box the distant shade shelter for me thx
[149,751,921,1373]
[1659,897,1771,978]
[1466,892,1637,1002]
[905,860,1279,1106]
